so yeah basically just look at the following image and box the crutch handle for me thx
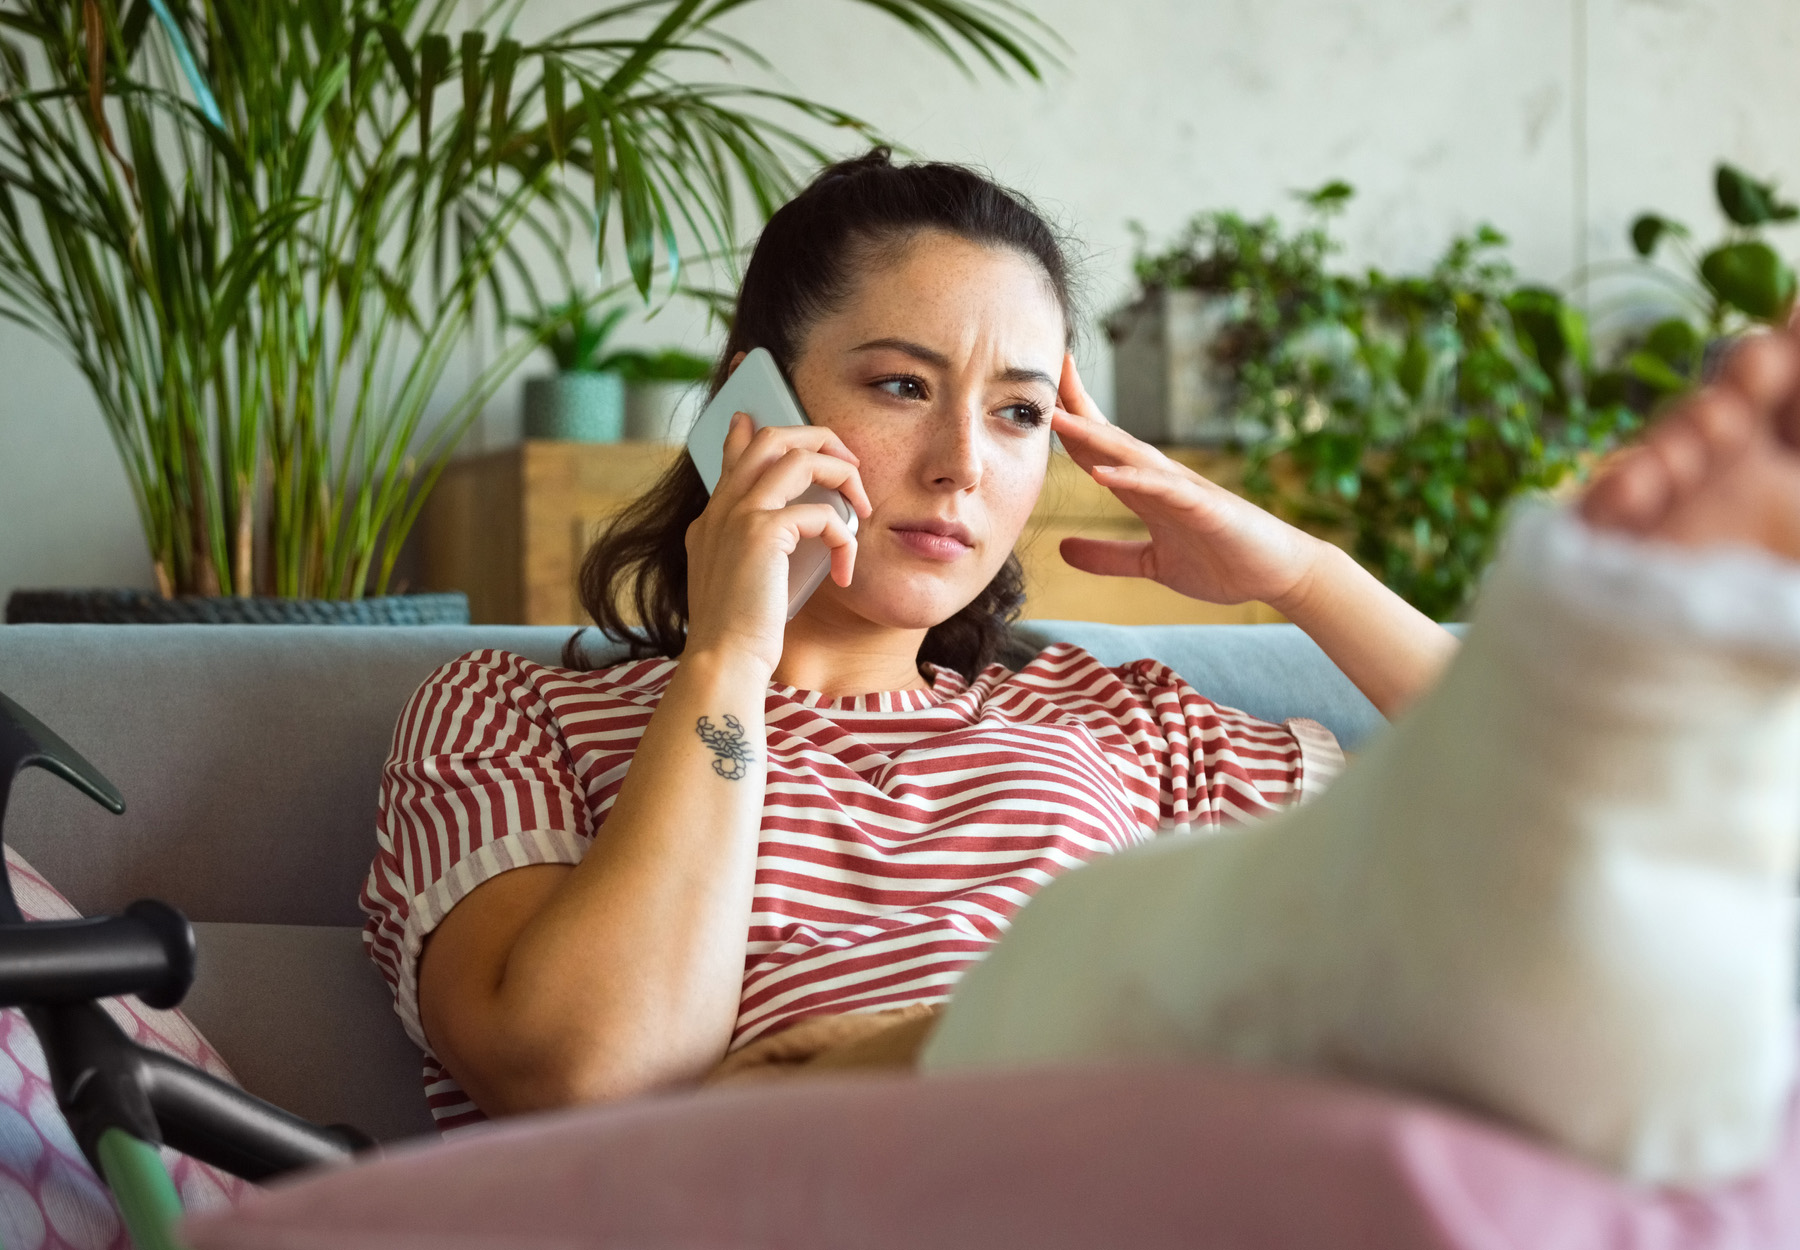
[0,899,195,1010]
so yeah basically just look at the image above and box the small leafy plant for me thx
[515,296,712,382]
[1603,164,1798,404]
[1132,186,1640,620]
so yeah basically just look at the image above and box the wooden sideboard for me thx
[418,440,1287,627]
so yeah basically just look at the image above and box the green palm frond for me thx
[0,0,1055,597]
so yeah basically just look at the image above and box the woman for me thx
[361,148,1456,1132]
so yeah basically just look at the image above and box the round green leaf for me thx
[1626,349,1692,394]
[1629,213,1685,258]
[1643,318,1701,371]
[1700,241,1797,321]
[1714,163,1797,227]
[1301,180,1354,209]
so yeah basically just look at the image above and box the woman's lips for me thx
[891,526,974,561]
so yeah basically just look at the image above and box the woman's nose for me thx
[924,401,985,491]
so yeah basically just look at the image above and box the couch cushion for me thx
[1017,620,1392,750]
[0,847,253,1248]
[181,923,437,1145]
[182,1059,1800,1250]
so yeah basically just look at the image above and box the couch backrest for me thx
[0,621,1383,926]
[0,625,604,924]
[1014,620,1385,746]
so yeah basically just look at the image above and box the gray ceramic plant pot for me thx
[1105,287,1261,445]
[522,372,626,442]
[624,379,703,443]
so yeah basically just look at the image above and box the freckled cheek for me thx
[981,455,1047,548]
[832,424,913,507]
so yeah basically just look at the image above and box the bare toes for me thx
[1601,381,1760,532]
[1720,331,1800,414]
[1722,330,1800,450]
[1686,388,1758,458]
[1779,364,1800,450]
[1643,413,1716,501]
[1582,447,1673,533]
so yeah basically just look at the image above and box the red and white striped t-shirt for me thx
[361,643,1342,1131]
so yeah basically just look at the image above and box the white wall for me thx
[3,0,1796,603]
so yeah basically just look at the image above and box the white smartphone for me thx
[686,347,859,619]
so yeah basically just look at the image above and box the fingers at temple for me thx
[1059,535,1153,578]
[1054,409,1170,475]
[1058,354,1108,422]
[1092,462,1199,505]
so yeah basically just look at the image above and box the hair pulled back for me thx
[566,147,1073,678]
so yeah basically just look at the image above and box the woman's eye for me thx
[876,376,926,402]
[999,402,1046,429]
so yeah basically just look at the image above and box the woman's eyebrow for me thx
[850,338,1056,389]
[997,365,1058,389]
[851,337,951,367]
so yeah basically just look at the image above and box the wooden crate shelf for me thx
[419,440,1285,628]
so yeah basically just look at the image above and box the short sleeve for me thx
[361,649,595,1050]
[1110,657,1345,831]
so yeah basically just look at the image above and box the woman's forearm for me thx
[1275,541,1459,719]
[432,647,772,1111]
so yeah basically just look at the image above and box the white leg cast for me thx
[923,507,1800,1186]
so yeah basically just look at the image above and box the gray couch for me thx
[0,621,1383,1146]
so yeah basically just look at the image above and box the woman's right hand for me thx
[683,412,872,675]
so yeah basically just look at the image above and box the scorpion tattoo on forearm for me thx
[695,714,756,780]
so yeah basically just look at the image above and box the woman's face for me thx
[781,229,1066,633]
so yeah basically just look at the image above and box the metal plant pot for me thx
[1105,287,1260,445]
[4,589,470,626]
[522,373,626,442]
[624,379,703,443]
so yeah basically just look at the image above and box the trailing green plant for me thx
[1126,180,1350,378]
[1595,163,1798,406]
[0,0,1050,599]
[1132,186,1640,621]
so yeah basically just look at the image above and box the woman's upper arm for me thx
[1110,658,1342,825]
[416,862,574,1113]
[363,650,614,1107]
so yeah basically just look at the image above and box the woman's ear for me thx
[726,351,748,378]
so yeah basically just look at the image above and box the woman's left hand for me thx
[1053,355,1458,716]
[702,1004,940,1086]
[1051,356,1326,612]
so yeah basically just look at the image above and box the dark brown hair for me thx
[564,147,1073,679]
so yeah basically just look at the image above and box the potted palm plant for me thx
[0,0,1049,623]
